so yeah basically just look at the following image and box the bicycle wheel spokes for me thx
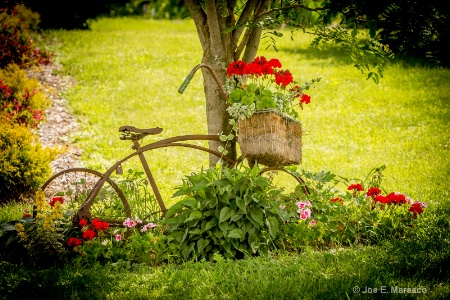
[39,168,131,225]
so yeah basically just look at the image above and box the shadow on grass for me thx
[279,44,445,70]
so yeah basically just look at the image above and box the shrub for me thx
[0,5,52,68]
[164,165,284,261]
[0,64,49,128]
[0,122,58,202]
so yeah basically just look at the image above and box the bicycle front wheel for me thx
[38,168,131,226]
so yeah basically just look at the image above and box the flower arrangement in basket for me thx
[225,56,320,166]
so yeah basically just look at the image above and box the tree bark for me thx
[185,0,268,165]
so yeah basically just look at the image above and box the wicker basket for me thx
[237,109,302,166]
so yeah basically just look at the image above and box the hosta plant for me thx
[164,164,285,261]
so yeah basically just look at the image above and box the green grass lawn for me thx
[1,17,449,299]
[46,17,450,205]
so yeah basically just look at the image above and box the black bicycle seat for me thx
[119,126,163,135]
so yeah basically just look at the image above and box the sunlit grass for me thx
[45,17,450,206]
[1,17,449,299]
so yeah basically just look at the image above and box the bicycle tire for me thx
[37,168,131,226]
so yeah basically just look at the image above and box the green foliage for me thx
[279,166,428,250]
[0,5,51,68]
[0,192,69,269]
[165,165,284,261]
[134,0,189,20]
[0,122,58,202]
[0,64,50,127]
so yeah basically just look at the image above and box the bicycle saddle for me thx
[119,126,163,135]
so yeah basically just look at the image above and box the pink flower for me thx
[296,201,306,209]
[141,223,157,232]
[123,218,137,228]
[300,212,308,220]
[305,200,312,207]
[309,219,316,226]
[115,234,122,242]
[279,205,286,210]
[303,208,311,218]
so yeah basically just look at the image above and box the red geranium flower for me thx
[227,60,246,77]
[49,196,64,207]
[82,229,96,240]
[92,218,109,231]
[67,237,83,247]
[374,195,389,204]
[300,94,311,104]
[386,192,407,205]
[274,70,293,86]
[79,219,87,227]
[409,203,424,215]
[348,183,364,192]
[366,187,382,198]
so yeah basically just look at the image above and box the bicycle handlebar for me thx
[178,63,229,100]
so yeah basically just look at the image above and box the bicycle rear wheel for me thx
[38,168,131,226]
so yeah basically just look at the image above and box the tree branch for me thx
[242,0,271,62]
[231,0,258,47]
[255,4,325,19]
[185,0,208,50]
[205,1,226,58]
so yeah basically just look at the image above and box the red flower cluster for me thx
[371,191,426,217]
[92,218,109,231]
[408,203,424,216]
[227,56,283,78]
[300,94,311,104]
[348,183,364,192]
[374,192,408,205]
[274,69,293,87]
[68,218,110,246]
[366,187,382,197]
[49,196,64,207]
[67,237,83,247]
[82,229,96,240]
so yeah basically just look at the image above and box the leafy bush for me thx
[0,191,68,268]
[0,122,58,202]
[0,5,53,68]
[164,165,284,261]
[0,64,50,128]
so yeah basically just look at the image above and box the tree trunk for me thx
[185,0,267,165]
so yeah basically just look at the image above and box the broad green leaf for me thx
[219,207,232,223]
[182,244,194,260]
[267,216,279,239]
[227,228,244,239]
[204,219,217,231]
[189,228,202,236]
[197,238,209,253]
[185,210,202,222]
[218,221,229,233]
[236,197,246,213]
[247,83,257,93]
[250,208,264,226]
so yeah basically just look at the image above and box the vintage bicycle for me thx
[37,64,309,227]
